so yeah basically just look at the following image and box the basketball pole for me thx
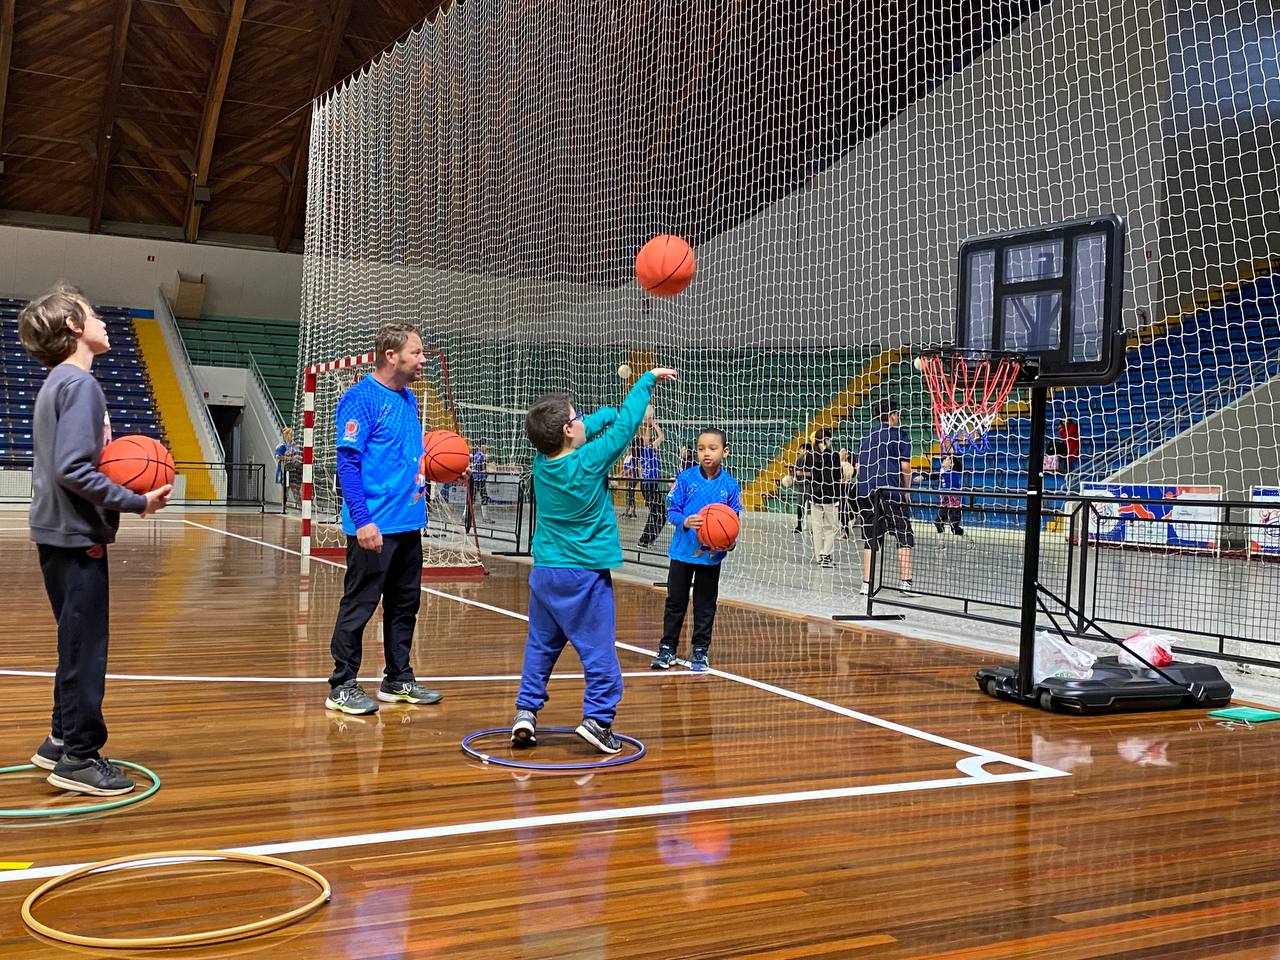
[1016,385,1050,698]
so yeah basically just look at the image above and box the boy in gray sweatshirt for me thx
[19,285,171,796]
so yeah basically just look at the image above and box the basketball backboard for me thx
[954,215,1127,386]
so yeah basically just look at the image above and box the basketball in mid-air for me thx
[635,234,695,298]
[422,430,470,483]
[696,503,740,551]
[98,435,175,493]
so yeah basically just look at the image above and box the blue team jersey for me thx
[639,444,661,480]
[335,375,426,536]
[857,425,911,500]
[665,465,743,566]
[939,468,962,491]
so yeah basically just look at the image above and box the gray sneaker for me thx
[47,757,134,797]
[575,717,622,755]
[378,680,443,705]
[325,680,379,715]
[511,709,537,747]
[31,734,64,771]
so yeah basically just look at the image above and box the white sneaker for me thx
[859,581,869,595]
[899,580,919,597]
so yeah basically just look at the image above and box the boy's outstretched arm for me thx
[579,368,677,473]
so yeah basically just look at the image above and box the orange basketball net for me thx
[919,350,1023,452]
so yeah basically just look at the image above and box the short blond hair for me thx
[18,283,94,367]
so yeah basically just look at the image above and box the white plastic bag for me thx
[1032,630,1096,684]
[1117,631,1175,669]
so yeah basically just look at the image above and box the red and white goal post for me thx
[300,349,484,579]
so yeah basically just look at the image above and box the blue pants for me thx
[516,568,622,725]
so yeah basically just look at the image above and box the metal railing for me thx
[863,486,1280,669]
[173,461,265,509]
[153,288,224,464]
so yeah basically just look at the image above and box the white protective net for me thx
[297,0,1280,614]
[303,349,483,573]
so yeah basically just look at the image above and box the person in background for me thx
[621,439,640,519]
[838,446,857,539]
[935,454,964,536]
[1057,417,1080,471]
[856,399,916,596]
[274,427,300,511]
[807,429,842,568]
[792,442,812,534]
[637,420,666,549]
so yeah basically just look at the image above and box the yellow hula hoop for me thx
[21,850,331,949]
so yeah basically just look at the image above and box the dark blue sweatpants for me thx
[516,567,622,725]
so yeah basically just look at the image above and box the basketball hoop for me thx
[918,347,1025,452]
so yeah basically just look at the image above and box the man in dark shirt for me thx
[856,400,916,595]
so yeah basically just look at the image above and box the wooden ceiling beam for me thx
[274,0,354,252]
[88,0,135,232]
[0,0,15,164]
[184,0,246,242]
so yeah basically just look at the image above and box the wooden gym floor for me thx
[0,512,1278,959]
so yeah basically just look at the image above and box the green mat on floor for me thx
[1208,706,1280,723]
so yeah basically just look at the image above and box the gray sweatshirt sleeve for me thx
[54,376,149,514]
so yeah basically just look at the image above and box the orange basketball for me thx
[422,430,470,483]
[696,503,739,551]
[635,234,696,298]
[98,434,175,494]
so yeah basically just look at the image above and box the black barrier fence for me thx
[865,487,1280,668]
[173,462,266,509]
[0,457,265,510]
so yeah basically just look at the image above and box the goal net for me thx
[300,348,483,577]
[296,0,1280,640]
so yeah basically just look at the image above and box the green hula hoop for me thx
[0,761,161,817]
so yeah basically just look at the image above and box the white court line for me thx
[174,519,1066,778]
[0,669,670,684]
[0,767,1061,887]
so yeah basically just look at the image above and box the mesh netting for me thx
[296,0,1280,608]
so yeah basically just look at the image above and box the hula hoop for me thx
[0,761,160,818]
[21,850,331,949]
[461,727,646,771]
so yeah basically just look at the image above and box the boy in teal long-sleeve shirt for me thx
[511,367,678,754]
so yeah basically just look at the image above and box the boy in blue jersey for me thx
[510,366,678,754]
[324,324,444,715]
[651,428,742,673]
[934,454,964,535]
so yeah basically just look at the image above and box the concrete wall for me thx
[1158,0,1280,320]
[0,225,303,320]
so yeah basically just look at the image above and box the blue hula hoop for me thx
[460,727,645,771]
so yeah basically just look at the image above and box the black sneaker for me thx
[575,718,622,755]
[47,757,135,797]
[690,648,710,673]
[378,680,443,705]
[651,647,678,669]
[325,680,379,715]
[511,709,537,748]
[30,735,64,772]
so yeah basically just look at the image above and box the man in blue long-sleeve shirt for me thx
[324,324,443,715]
[651,428,742,673]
